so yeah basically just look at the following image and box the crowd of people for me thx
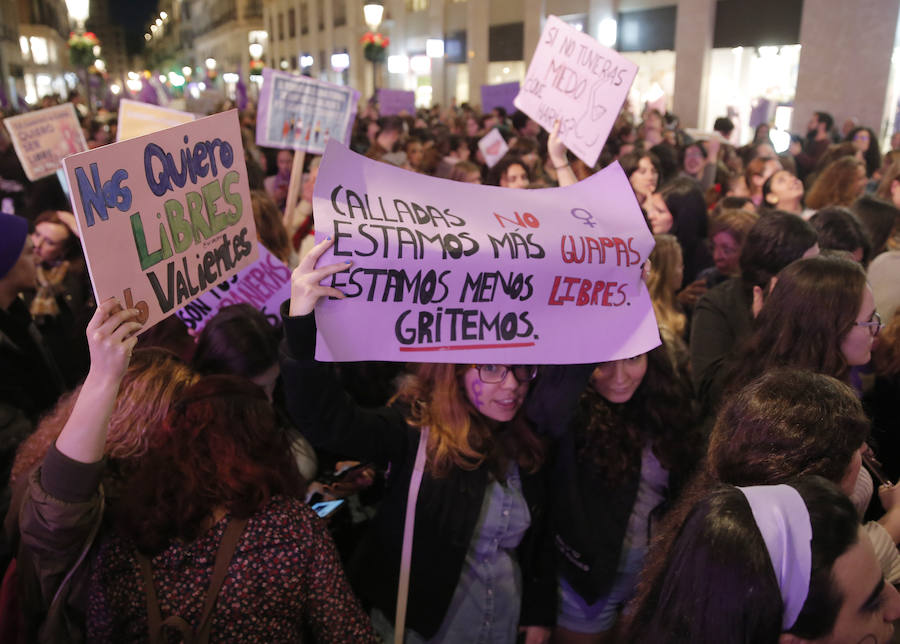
[1,85,900,644]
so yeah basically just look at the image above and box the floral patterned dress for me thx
[86,495,376,643]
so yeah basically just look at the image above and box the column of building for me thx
[465,0,488,103]
[793,0,900,134]
[672,0,715,129]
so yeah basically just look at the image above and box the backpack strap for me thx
[138,517,249,644]
[195,517,248,643]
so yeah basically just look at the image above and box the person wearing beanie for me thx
[0,212,66,425]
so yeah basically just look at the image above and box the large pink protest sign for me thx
[514,15,637,168]
[62,110,259,332]
[4,103,88,181]
[312,140,660,364]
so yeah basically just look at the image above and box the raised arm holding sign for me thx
[514,15,638,168]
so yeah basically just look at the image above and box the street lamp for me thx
[363,1,384,30]
[65,0,90,31]
[363,1,385,94]
[248,43,263,60]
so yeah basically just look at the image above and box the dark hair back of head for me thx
[714,117,734,136]
[192,303,279,379]
[627,476,857,643]
[739,211,817,289]
[809,207,871,265]
[851,195,898,256]
[815,111,834,133]
[660,177,708,239]
[116,374,304,553]
[650,143,679,186]
[710,368,869,486]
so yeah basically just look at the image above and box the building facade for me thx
[184,0,900,143]
[17,0,71,104]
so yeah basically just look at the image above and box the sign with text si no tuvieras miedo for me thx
[514,15,638,168]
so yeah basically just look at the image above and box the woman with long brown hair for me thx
[281,238,555,643]
[721,254,877,397]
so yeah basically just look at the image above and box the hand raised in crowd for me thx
[289,236,352,316]
[676,278,708,309]
[548,120,577,188]
[86,297,143,384]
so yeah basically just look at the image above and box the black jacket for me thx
[279,310,556,638]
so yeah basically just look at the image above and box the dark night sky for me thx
[108,0,159,55]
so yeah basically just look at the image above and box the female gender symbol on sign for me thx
[570,207,597,228]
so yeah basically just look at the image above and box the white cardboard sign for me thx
[478,128,509,168]
[514,15,638,167]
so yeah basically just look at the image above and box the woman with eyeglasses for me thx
[278,237,555,644]
[721,254,880,403]
[534,343,698,644]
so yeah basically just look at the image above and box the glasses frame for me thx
[470,364,539,384]
[856,311,884,336]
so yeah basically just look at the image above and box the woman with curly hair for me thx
[280,238,555,643]
[805,156,868,210]
[18,301,374,643]
[537,343,698,644]
[87,374,375,642]
[10,347,198,485]
[847,125,882,178]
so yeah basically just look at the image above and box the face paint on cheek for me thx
[471,379,485,409]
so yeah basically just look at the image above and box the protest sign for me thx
[514,15,638,167]
[481,82,520,115]
[311,140,660,364]
[478,128,509,168]
[62,110,259,332]
[4,103,88,181]
[117,99,196,141]
[175,244,292,333]
[256,68,359,154]
[377,88,416,116]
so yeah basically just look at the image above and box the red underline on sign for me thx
[398,342,537,352]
